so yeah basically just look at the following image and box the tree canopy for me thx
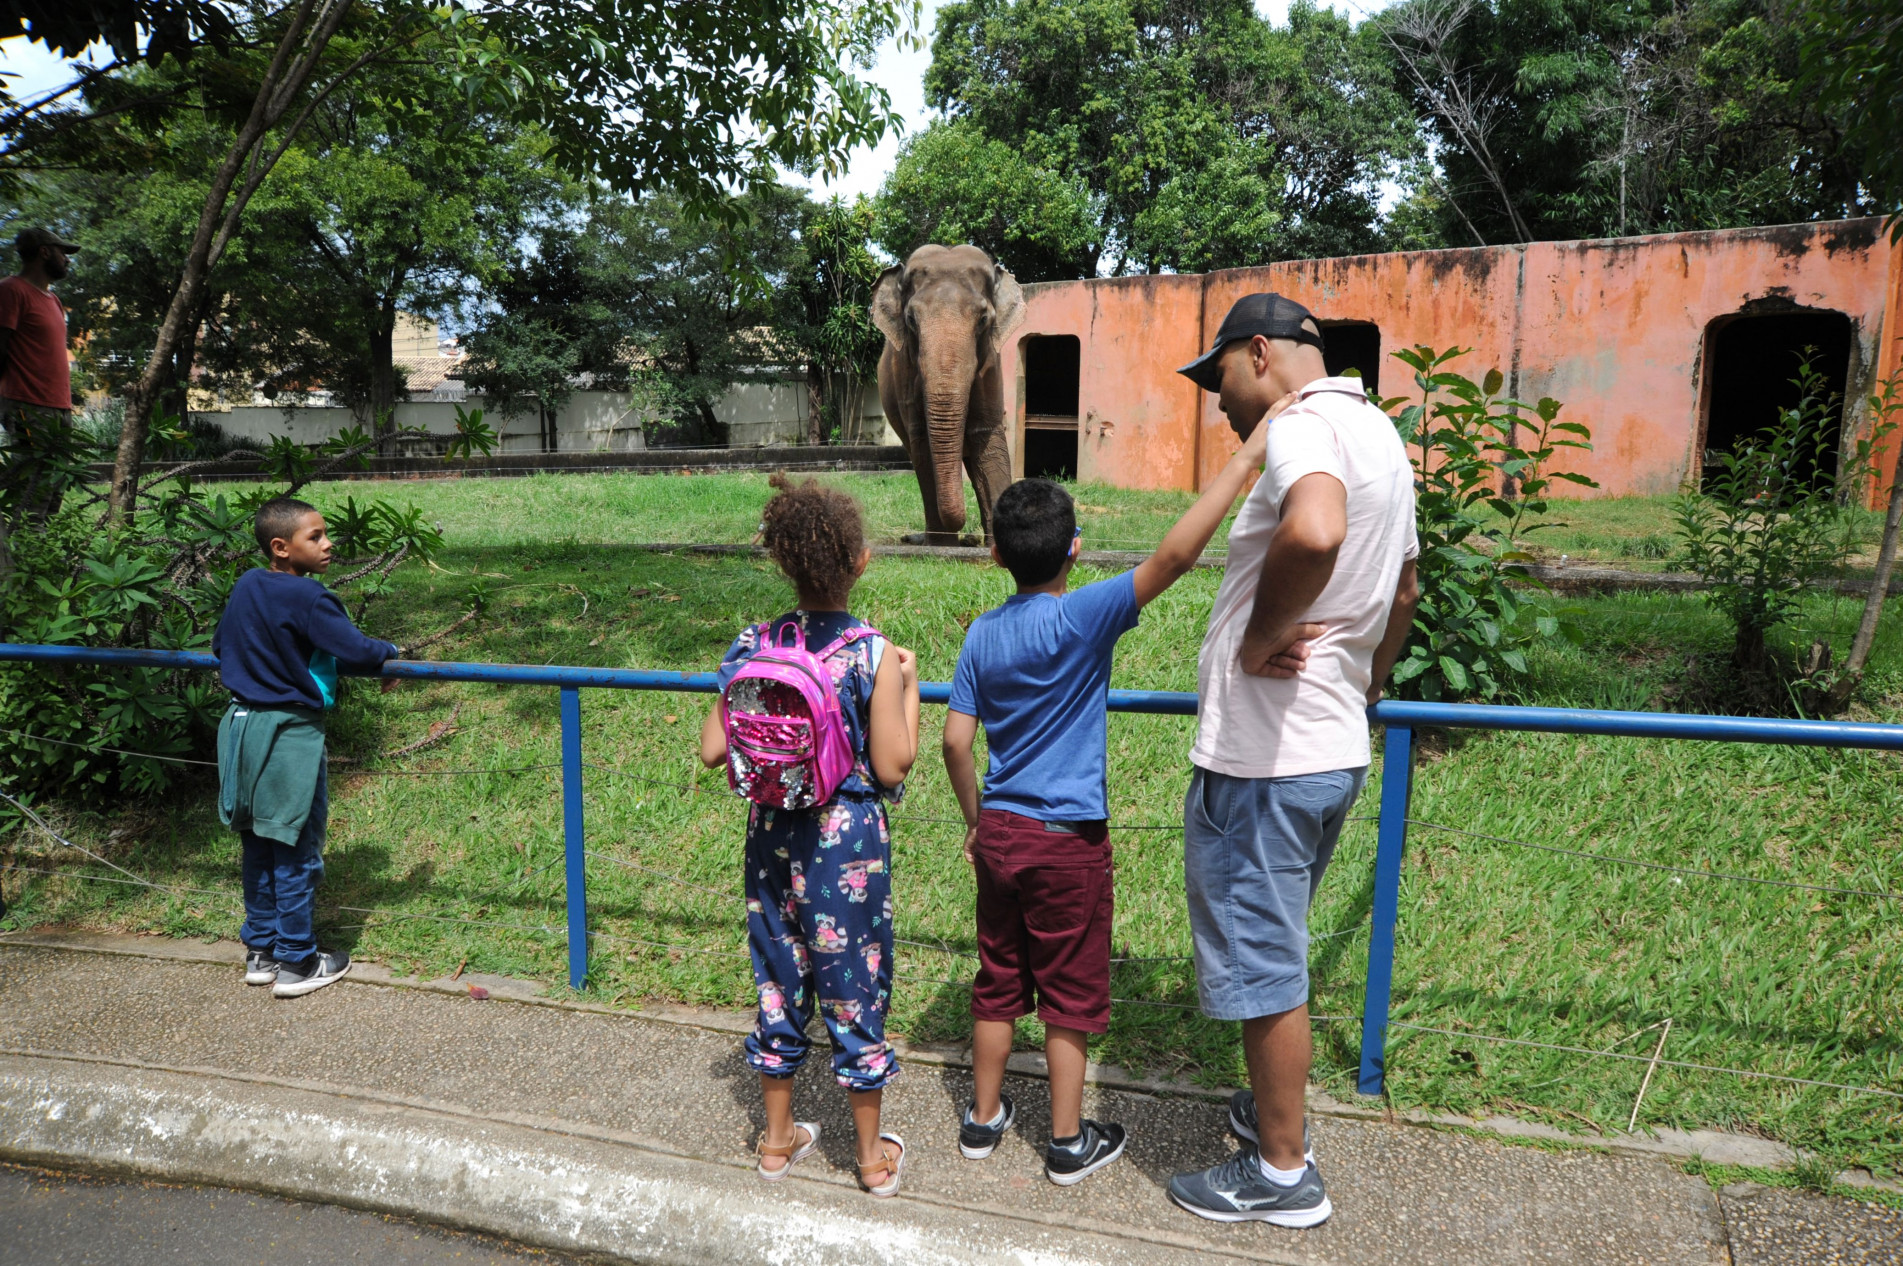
[885,0,1417,276]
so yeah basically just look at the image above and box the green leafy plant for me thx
[1380,346,1599,700]
[0,416,494,796]
[1673,357,1890,678]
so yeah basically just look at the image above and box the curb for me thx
[0,1051,1233,1266]
[9,929,1887,1194]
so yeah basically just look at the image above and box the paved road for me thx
[0,1164,577,1265]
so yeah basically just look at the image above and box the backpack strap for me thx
[812,625,881,660]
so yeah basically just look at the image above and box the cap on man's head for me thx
[15,227,80,258]
[1175,292,1324,391]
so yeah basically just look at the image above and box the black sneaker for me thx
[959,1094,1016,1159]
[243,949,279,986]
[1227,1091,1313,1162]
[1044,1118,1127,1186]
[272,949,350,998]
[1169,1148,1332,1227]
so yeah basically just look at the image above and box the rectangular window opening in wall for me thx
[1022,334,1080,480]
[1702,309,1852,488]
[1319,321,1380,395]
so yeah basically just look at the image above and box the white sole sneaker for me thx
[1171,1189,1334,1227]
[273,959,350,998]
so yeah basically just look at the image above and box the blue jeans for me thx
[1182,765,1367,1021]
[239,768,328,967]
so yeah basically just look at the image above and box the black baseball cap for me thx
[15,227,79,256]
[1176,292,1324,391]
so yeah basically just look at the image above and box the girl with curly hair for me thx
[699,474,921,1196]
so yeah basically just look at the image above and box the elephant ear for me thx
[870,264,906,348]
[987,264,1027,360]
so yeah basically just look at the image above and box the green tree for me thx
[467,185,810,448]
[198,72,562,432]
[1381,0,1874,246]
[876,119,1100,280]
[7,0,918,519]
[782,198,888,443]
[907,0,1415,276]
[1799,0,1903,234]
[461,211,629,453]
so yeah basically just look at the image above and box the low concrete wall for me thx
[201,383,899,453]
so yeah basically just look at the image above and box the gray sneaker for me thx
[272,949,350,998]
[1227,1091,1314,1162]
[1168,1148,1332,1227]
[243,949,279,986]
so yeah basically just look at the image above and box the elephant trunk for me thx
[923,383,971,532]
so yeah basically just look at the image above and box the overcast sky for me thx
[1,0,1390,205]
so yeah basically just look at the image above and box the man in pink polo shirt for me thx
[1166,293,1420,1228]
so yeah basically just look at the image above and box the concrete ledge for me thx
[95,445,911,484]
[0,1052,1225,1266]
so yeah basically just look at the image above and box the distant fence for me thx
[3,642,1902,1098]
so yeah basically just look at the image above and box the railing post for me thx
[1358,724,1414,1095]
[560,686,587,990]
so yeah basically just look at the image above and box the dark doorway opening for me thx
[1022,335,1080,480]
[1320,321,1381,395]
[1703,309,1852,484]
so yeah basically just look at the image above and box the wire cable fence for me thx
[5,648,1903,1111]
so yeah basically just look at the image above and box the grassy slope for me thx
[5,471,1901,1175]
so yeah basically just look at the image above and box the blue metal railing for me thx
[5,642,1902,1095]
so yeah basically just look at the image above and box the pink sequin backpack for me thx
[721,620,880,810]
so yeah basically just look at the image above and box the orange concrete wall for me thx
[1001,219,1900,504]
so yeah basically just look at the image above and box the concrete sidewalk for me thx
[2,935,1898,1265]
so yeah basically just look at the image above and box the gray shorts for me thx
[1182,764,1368,1021]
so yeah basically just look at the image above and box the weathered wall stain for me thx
[998,219,1902,506]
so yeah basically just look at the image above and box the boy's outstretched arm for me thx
[941,709,982,863]
[1131,399,1283,608]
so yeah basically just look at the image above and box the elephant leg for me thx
[910,450,950,541]
[966,426,1013,545]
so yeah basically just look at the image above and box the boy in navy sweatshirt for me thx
[213,497,401,997]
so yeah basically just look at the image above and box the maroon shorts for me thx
[970,809,1114,1034]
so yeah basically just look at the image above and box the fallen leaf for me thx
[588,637,602,647]
[663,594,681,602]
[451,959,466,981]
[467,984,489,1000]
[664,714,678,724]
[630,588,651,598]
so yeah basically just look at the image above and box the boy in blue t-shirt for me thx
[943,418,1274,1185]
[213,497,401,999]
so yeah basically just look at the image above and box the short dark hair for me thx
[254,497,319,553]
[992,478,1075,587]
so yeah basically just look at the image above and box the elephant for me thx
[871,244,1027,544]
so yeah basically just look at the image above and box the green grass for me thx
[5,472,1903,1179]
[221,469,1880,572]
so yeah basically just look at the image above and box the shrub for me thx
[0,409,494,796]
[1672,357,1889,677]
[1378,346,1598,701]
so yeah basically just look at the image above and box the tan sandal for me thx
[857,1132,905,1198]
[756,1121,820,1181]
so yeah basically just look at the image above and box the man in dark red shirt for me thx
[0,227,78,425]
[0,227,81,570]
